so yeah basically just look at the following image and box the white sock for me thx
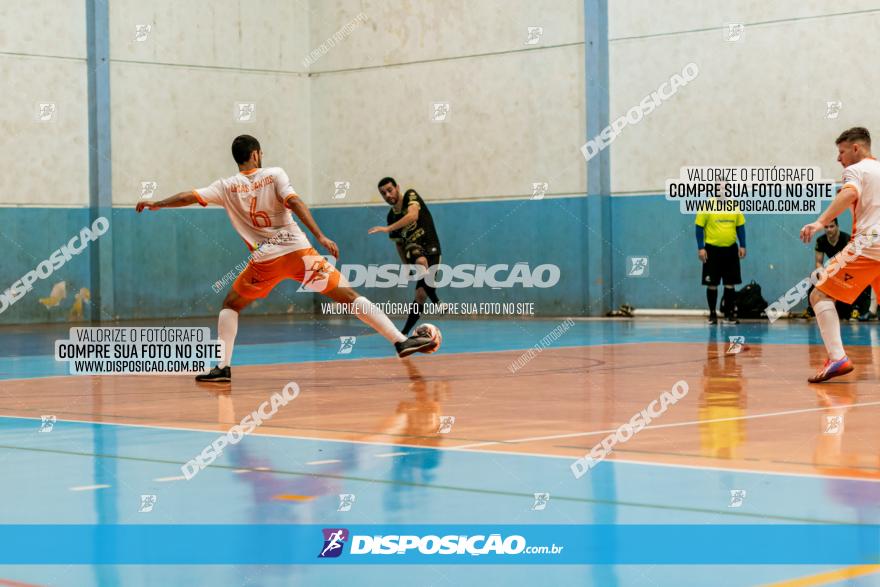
[351,296,406,344]
[217,308,239,368]
[871,290,877,314]
[814,299,846,360]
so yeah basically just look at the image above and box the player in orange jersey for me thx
[800,127,880,383]
[136,135,438,382]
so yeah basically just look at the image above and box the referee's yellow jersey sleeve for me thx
[735,212,745,226]
[695,212,709,227]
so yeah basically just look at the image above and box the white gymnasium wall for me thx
[0,1,89,206]
[609,0,880,194]
[14,3,880,207]
[307,0,585,206]
[109,0,312,206]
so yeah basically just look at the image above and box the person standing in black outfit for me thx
[369,177,443,335]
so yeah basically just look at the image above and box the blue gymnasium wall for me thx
[112,199,588,319]
[309,198,590,315]
[611,194,853,312]
[0,208,92,325]
[0,197,845,324]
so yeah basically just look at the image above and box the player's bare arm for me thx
[368,202,418,235]
[800,186,857,243]
[282,194,339,258]
[135,191,198,212]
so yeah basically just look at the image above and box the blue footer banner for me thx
[0,525,877,564]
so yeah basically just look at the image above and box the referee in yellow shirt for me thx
[696,203,746,324]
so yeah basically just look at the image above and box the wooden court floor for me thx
[2,340,878,482]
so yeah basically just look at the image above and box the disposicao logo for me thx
[318,528,349,558]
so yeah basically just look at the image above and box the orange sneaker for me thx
[808,357,854,383]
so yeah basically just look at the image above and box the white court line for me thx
[154,475,186,482]
[374,451,409,458]
[69,484,110,491]
[452,399,880,450]
[3,413,878,483]
[305,459,341,465]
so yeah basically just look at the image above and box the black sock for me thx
[707,288,718,315]
[402,303,422,336]
[722,288,735,316]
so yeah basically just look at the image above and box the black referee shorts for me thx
[702,243,741,286]
[403,241,441,265]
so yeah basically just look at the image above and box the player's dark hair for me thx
[835,127,871,148]
[378,177,397,189]
[232,135,261,165]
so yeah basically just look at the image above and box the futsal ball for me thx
[417,323,442,354]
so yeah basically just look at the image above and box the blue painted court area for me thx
[3,417,875,527]
[1,317,879,585]
[1,316,879,380]
[0,416,877,585]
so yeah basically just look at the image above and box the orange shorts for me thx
[232,247,342,299]
[815,252,880,304]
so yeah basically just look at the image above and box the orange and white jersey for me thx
[193,167,311,262]
[843,158,880,261]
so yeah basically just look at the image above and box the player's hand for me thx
[318,235,339,258]
[136,201,160,213]
[800,221,823,243]
[368,226,389,235]
[739,247,746,259]
[698,248,708,263]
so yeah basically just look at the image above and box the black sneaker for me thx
[723,314,740,324]
[395,333,435,358]
[708,314,718,325]
[195,366,231,383]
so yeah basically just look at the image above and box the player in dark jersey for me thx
[369,177,443,334]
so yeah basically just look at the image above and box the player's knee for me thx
[414,288,427,304]
[810,287,829,306]
[707,285,718,291]
[223,291,248,312]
